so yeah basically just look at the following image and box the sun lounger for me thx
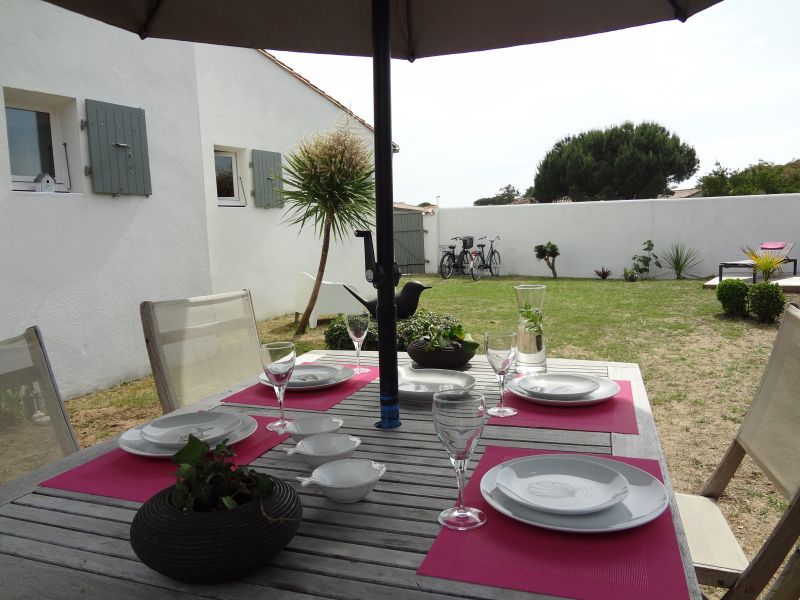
[718,242,797,283]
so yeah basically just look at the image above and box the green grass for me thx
[410,274,716,363]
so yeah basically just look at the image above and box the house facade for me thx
[0,0,374,397]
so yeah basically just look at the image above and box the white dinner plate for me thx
[481,455,669,533]
[507,376,620,407]
[259,364,355,391]
[120,414,258,458]
[495,455,629,514]
[140,412,242,448]
[517,373,600,400]
[397,366,475,404]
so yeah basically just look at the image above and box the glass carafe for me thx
[514,284,546,374]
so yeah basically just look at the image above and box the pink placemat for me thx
[222,364,378,412]
[40,416,288,503]
[488,379,638,434]
[418,446,689,600]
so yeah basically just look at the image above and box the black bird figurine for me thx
[345,280,431,319]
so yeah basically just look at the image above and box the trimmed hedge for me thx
[716,279,749,317]
[324,309,461,351]
[748,282,786,324]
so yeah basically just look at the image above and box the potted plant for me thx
[407,323,479,369]
[130,435,302,583]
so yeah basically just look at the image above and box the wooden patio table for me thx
[0,351,701,599]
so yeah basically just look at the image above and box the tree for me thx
[532,121,699,202]
[473,184,520,206]
[281,126,375,335]
[534,242,560,278]
[698,159,800,196]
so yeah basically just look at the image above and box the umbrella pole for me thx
[372,0,401,429]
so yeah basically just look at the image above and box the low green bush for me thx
[748,282,787,323]
[324,309,462,351]
[716,279,749,317]
[623,267,639,282]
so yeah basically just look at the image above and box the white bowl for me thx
[286,432,361,467]
[284,415,344,441]
[298,459,386,503]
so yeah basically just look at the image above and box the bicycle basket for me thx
[461,236,474,250]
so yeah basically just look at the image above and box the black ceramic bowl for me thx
[406,339,474,370]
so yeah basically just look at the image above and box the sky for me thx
[272,0,800,208]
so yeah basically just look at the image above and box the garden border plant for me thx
[748,282,787,323]
[662,242,701,280]
[716,279,750,317]
[324,309,462,351]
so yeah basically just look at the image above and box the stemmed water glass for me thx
[484,331,518,417]
[346,309,370,374]
[432,388,487,530]
[260,341,296,432]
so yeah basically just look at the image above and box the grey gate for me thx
[393,210,426,274]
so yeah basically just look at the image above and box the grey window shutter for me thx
[84,99,152,196]
[251,150,283,209]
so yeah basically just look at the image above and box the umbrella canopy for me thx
[42,0,724,429]
[44,0,722,61]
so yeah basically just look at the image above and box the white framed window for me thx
[214,150,245,207]
[3,88,78,193]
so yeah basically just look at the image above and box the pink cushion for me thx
[761,242,787,250]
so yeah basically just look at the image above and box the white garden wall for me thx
[428,194,800,279]
[0,0,210,397]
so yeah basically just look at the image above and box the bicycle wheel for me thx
[439,253,455,279]
[459,252,471,276]
[489,250,501,276]
[471,253,484,281]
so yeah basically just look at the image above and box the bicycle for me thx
[439,236,483,280]
[475,235,501,277]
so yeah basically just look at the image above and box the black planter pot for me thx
[407,339,474,370]
[130,476,302,584]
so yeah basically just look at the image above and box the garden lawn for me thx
[66,274,799,590]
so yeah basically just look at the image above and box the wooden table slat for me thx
[0,351,699,599]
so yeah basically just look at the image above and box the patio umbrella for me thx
[42,0,724,430]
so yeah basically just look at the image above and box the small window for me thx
[3,88,77,193]
[6,107,56,181]
[215,151,244,206]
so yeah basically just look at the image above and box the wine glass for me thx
[432,388,487,530]
[345,309,370,374]
[484,331,518,417]
[260,342,296,432]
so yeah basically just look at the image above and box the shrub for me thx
[662,243,701,279]
[741,246,785,283]
[594,266,612,279]
[748,283,787,323]
[623,267,639,282]
[324,309,461,351]
[632,240,661,279]
[716,279,749,317]
[534,242,560,278]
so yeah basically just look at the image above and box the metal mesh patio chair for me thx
[140,290,263,414]
[676,302,800,600]
[0,326,79,485]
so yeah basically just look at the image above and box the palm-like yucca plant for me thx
[281,125,375,334]
[741,246,784,283]
[662,243,701,280]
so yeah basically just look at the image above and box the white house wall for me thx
[0,0,210,398]
[194,45,374,320]
[430,194,800,278]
